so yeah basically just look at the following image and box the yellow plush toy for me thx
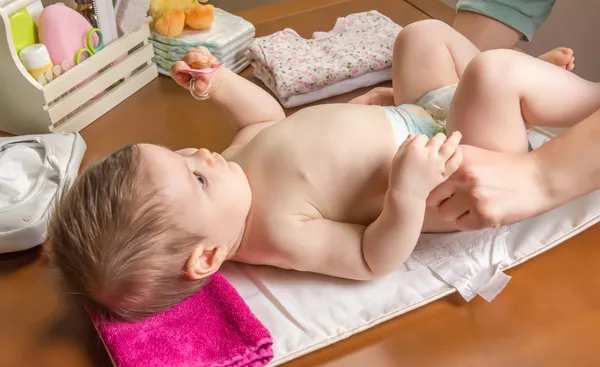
[149,0,215,38]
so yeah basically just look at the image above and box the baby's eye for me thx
[195,174,206,187]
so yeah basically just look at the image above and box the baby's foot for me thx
[538,47,575,71]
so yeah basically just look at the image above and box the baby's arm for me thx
[171,48,285,132]
[283,192,430,279]
[282,133,462,279]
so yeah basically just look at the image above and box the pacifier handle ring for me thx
[189,78,210,101]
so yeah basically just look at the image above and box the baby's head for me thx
[47,144,251,320]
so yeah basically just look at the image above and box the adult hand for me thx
[349,87,395,106]
[426,145,550,231]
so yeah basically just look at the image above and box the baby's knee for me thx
[461,49,521,89]
[394,19,452,50]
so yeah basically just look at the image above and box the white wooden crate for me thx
[0,0,158,135]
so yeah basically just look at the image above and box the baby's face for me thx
[139,144,251,246]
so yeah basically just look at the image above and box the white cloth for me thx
[405,227,512,302]
[114,0,151,37]
[277,67,392,108]
[0,133,86,253]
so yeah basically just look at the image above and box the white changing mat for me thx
[219,128,600,366]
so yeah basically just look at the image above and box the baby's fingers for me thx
[398,133,414,147]
[395,134,414,157]
[427,133,447,151]
[171,61,193,88]
[185,46,213,59]
[411,134,429,148]
[444,147,463,176]
[439,131,462,160]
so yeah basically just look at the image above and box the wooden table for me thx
[1,0,599,366]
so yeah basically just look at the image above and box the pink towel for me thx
[91,272,274,367]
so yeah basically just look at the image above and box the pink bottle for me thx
[38,3,98,71]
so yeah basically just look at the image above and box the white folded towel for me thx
[269,67,393,108]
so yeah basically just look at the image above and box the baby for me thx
[47,20,598,320]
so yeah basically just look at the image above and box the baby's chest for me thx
[239,206,305,268]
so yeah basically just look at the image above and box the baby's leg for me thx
[392,19,480,105]
[447,49,600,153]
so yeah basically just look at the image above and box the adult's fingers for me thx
[455,212,486,232]
[348,94,372,104]
[348,87,394,106]
[427,177,459,207]
[436,190,470,222]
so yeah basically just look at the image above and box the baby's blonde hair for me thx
[47,145,206,320]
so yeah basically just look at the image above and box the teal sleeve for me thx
[456,0,556,41]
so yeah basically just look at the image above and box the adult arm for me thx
[428,109,600,230]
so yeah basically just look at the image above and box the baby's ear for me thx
[185,243,227,280]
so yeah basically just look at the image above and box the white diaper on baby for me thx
[221,127,600,365]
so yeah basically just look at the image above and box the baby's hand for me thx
[390,132,463,199]
[171,47,220,95]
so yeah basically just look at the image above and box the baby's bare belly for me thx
[241,103,459,233]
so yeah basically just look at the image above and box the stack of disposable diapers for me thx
[150,8,255,77]
[246,10,401,108]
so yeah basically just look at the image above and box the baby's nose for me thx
[197,148,216,166]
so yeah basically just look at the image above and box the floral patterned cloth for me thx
[247,11,402,104]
